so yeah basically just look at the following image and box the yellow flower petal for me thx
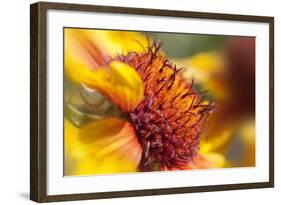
[66,59,144,112]
[200,129,233,153]
[92,30,149,56]
[65,28,147,112]
[189,52,224,72]
[65,29,107,72]
[64,118,142,176]
[64,28,149,71]
[175,52,227,100]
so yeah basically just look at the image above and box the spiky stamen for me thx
[114,42,212,171]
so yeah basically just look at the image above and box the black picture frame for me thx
[30,1,274,202]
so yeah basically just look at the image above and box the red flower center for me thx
[115,42,212,171]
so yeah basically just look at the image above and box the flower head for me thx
[115,42,212,170]
[64,29,218,175]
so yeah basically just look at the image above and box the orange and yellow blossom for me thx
[64,29,225,176]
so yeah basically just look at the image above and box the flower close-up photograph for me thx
[63,28,256,176]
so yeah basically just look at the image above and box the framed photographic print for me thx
[30,1,274,202]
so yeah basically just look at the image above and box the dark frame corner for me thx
[30,1,274,203]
